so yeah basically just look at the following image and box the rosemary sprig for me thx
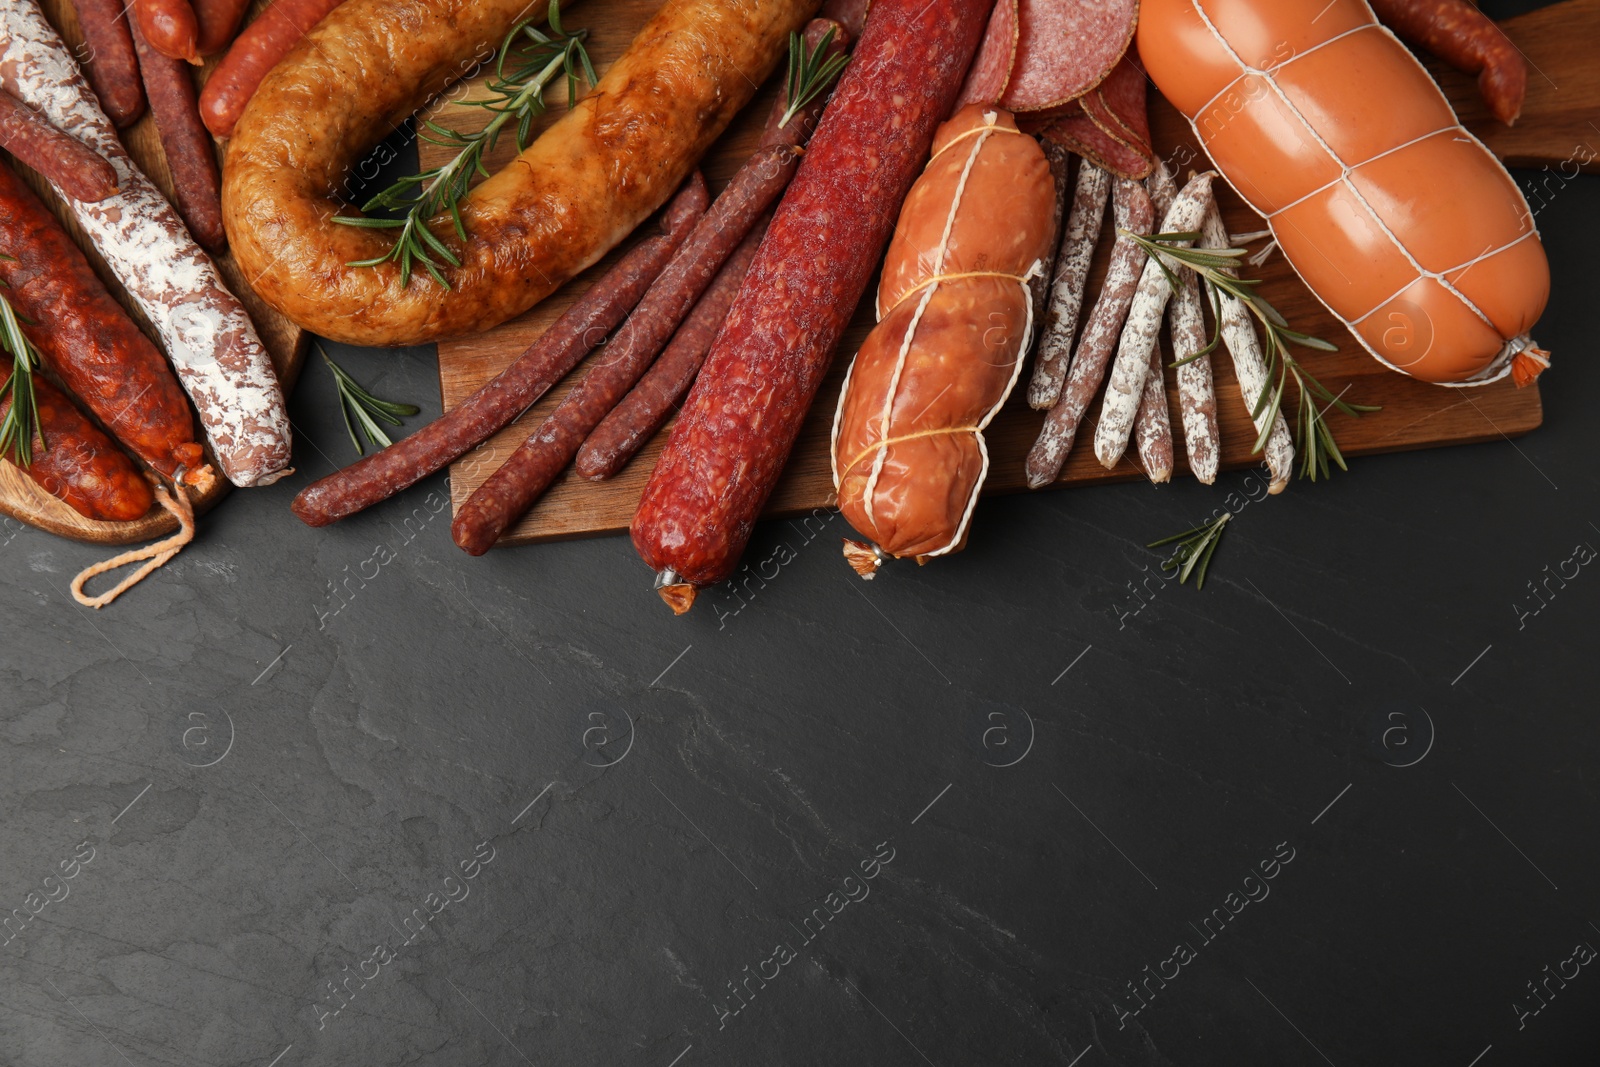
[0,257,44,467]
[778,26,849,128]
[334,0,595,288]
[319,345,419,455]
[1123,230,1380,481]
[1148,512,1231,589]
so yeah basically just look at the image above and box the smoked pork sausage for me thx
[0,87,116,201]
[223,0,819,346]
[197,0,345,138]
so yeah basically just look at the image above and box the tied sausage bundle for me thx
[1138,0,1550,385]
[832,106,1056,576]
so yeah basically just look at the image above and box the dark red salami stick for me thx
[128,17,225,252]
[290,174,710,527]
[630,0,997,612]
[0,160,207,485]
[452,146,802,555]
[67,0,146,128]
[0,89,117,201]
[1369,0,1526,125]
[1,351,154,522]
[575,217,766,482]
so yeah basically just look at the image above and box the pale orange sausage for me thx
[1137,0,1549,385]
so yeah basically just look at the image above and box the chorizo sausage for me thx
[1138,0,1549,385]
[1,0,293,487]
[1,353,153,522]
[630,0,998,611]
[291,175,709,527]
[832,106,1056,571]
[128,16,225,252]
[196,0,345,138]
[0,87,116,201]
[222,0,819,346]
[0,160,207,486]
[1368,0,1525,126]
[65,0,145,128]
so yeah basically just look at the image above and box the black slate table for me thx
[4,2,1599,1062]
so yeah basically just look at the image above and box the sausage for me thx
[1200,206,1293,493]
[1029,138,1072,350]
[630,0,998,611]
[1368,0,1526,126]
[954,0,1018,108]
[193,0,253,55]
[575,219,766,482]
[197,0,345,138]
[291,175,710,527]
[128,17,225,252]
[222,0,818,346]
[1131,337,1172,483]
[831,105,1056,572]
[573,18,851,485]
[452,145,805,555]
[1,0,292,487]
[1001,0,1139,112]
[1138,0,1548,385]
[1169,262,1219,485]
[0,160,207,485]
[65,0,145,128]
[131,0,200,64]
[1023,177,1152,489]
[1027,158,1108,409]
[0,88,116,201]
[1093,171,1214,469]
[1,353,153,522]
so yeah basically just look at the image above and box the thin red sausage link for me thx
[194,0,253,55]
[128,18,225,252]
[452,145,802,555]
[0,89,117,201]
[1368,0,1526,125]
[0,161,205,483]
[198,0,346,137]
[290,174,711,528]
[0,353,154,522]
[575,217,767,481]
[65,0,146,128]
[630,0,997,596]
[132,0,200,64]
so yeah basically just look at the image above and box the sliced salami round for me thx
[999,0,1139,112]
[954,0,1019,109]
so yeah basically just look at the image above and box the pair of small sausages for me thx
[132,0,252,63]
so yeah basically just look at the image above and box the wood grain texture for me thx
[0,0,306,545]
[431,0,1590,547]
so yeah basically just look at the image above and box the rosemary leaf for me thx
[1149,512,1232,590]
[778,27,849,129]
[0,261,45,468]
[319,346,419,456]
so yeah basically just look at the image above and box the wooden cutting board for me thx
[0,0,306,545]
[421,0,1594,546]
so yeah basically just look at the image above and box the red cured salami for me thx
[954,0,1018,108]
[1000,0,1139,112]
[630,0,997,611]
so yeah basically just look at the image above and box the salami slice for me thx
[954,0,1018,109]
[1081,56,1153,162]
[999,0,1139,112]
[1037,113,1153,179]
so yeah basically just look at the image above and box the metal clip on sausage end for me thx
[842,538,888,580]
[654,568,698,615]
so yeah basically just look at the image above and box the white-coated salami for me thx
[1170,262,1219,485]
[0,0,291,487]
[1132,337,1172,483]
[1028,157,1108,410]
[1093,171,1215,469]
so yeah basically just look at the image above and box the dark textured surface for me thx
[5,2,1600,1062]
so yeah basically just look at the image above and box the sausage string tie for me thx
[70,479,195,608]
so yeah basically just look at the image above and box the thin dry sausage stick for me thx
[1132,338,1172,483]
[453,145,803,555]
[66,0,145,128]
[1368,0,1526,125]
[1170,261,1219,485]
[131,0,201,64]
[290,174,709,527]
[1,352,153,522]
[0,160,208,486]
[1024,177,1152,489]
[1093,171,1214,469]
[0,88,116,201]
[1028,157,1109,410]
[575,214,766,482]
[197,0,345,138]
[128,16,225,252]
[1028,138,1073,353]
[1145,157,1176,224]
[1200,204,1293,492]
[630,0,997,609]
